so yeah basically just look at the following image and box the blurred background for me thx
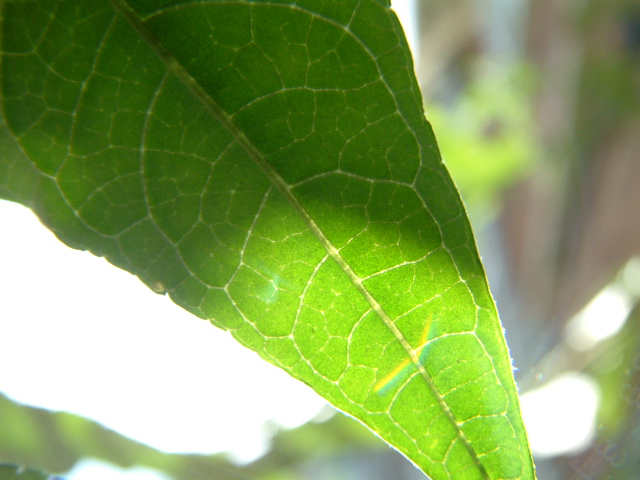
[1,0,640,478]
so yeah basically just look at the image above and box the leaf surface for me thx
[0,1,535,478]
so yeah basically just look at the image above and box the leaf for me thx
[0,464,59,480]
[0,1,536,478]
[0,391,376,480]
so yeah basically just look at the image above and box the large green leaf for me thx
[0,1,535,478]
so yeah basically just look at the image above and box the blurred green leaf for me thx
[0,465,59,480]
[0,392,376,480]
[0,1,534,478]
[427,66,535,220]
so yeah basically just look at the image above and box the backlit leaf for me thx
[0,1,535,478]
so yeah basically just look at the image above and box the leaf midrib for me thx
[109,1,489,476]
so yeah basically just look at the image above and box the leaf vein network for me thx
[109,0,497,475]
